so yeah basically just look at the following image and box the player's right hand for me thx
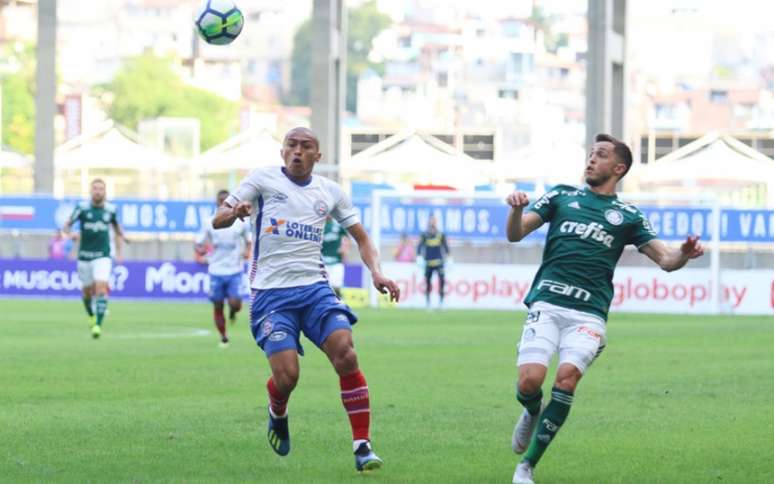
[233,201,252,220]
[505,191,530,208]
[373,273,401,302]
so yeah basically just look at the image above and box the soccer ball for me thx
[194,0,244,46]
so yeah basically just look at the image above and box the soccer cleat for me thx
[512,405,543,454]
[513,461,535,484]
[91,324,101,339]
[354,441,383,472]
[267,408,290,456]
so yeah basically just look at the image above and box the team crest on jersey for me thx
[314,200,329,216]
[604,209,623,226]
[86,212,92,219]
[102,213,111,222]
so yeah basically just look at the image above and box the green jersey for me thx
[523,185,657,320]
[322,218,347,265]
[68,201,118,261]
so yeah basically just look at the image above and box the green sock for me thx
[82,297,94,317]
[523,387,574,467]
[517,388,543,416]
[95,296,108,326]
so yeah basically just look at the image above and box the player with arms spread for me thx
[507,134,704,484]
[195,189,251,347]
[212,127,400,473]
[62,178,127,339]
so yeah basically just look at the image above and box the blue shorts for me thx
[209,272,243,302]
[250,281,358,357]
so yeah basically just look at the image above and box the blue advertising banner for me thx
[354,199,774,243]
[1,195,773,242]
[0,196,215,233]
[0,259,363,299]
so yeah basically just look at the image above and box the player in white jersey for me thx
[212,127,400,473]
[195,190,251,347]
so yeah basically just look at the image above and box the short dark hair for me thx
[91,178,106,186]
[595,133,632,178]
[216,189,229,199]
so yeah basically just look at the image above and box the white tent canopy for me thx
[497,142,586,185]
[55,120,178,171]
[342,129,494,189]
[637,132,774,184]
[0,147,31,169]
[194,128,283,173]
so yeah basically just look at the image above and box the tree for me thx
[104,54,238,151]
[286,1,391,112]
[0,44,35,154]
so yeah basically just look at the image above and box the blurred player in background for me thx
[212,127,400,473]
[417,215,450,308]
[196,189,251,348]
[322,215,350,298]
[62,178,127,339]
[506,134,704,484]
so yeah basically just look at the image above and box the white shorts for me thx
[517,301,607,374]
[327,263,344,288]
[77,257,112,286]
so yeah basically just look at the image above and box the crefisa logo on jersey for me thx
[605,209,623,226]
[314,200,329,216]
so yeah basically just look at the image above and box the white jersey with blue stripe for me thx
[195,218,250,276]
[225,166,359,290]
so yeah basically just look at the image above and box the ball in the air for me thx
[195,0,244,46]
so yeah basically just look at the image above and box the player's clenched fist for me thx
[233,201,252,220]
[505,191,530,208]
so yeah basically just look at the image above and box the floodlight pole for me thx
[34,0,57,194]
[311,0,346,180]
[586,0,627,148]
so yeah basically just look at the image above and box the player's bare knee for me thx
[273,368,299,394]
[518,376,542,395]
[554,366,583,392]
[332,347,359,376]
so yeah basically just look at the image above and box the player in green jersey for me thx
[63,178,127,339]
[506,134,704,484]
[322,216,350,298]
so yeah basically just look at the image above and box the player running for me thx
[212,127,400,472]
[62,178,127,339]
[506,134,704,484]
[196,189,251,348]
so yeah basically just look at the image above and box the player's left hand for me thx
[680,235,704,259]
[372,273,400,302]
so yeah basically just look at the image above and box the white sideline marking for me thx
[110,328,211,339]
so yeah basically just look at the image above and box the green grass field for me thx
[1,299,773,483]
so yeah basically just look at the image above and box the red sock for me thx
[340,370,370,441]
[267,378,289,417]
[213,307,226,340]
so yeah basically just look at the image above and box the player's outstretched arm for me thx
[212,201,251,229]
[639,235,704,272]
[505,191,544,242]
[346,223,401,302]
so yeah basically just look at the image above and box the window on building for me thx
[709,89,728,103]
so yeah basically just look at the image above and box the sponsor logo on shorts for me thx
[262,319,273,336]
[526,311,541,323]
[577,325,602,341]
[269,331,287,342]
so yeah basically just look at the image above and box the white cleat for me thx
[512,461,535,484]
[511,407,541,454]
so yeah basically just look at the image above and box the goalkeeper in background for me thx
[416,215,450,309]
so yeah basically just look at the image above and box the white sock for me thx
[353,439,369,453]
